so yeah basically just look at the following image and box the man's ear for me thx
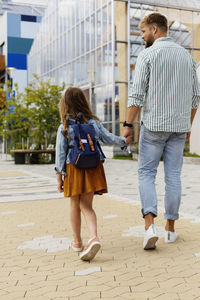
[152,24,158,35]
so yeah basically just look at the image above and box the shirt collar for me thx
[153,37,173,44]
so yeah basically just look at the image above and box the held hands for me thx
[123,127,132,146]
[125,135,133,146]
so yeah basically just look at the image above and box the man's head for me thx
[139,13,168,48]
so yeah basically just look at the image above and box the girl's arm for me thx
[57,173,63,193]
[55,125,68,192]
[98,122,127,146]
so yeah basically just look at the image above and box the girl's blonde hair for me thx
[59,87,99,137]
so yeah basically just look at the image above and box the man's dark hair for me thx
[140,13,168,32]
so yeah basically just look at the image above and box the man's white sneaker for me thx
[143,224,159,250]
[165,230,178,243]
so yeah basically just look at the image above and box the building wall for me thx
[6,12,41,93]
[190,65,200,155]
[0,13,7,55]
[28,0,115,129]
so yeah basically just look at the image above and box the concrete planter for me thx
[183,156,200,164]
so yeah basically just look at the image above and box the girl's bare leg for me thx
[80,192,98,239]
[70,195,81,242]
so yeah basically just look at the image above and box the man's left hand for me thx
[186,131,191,143]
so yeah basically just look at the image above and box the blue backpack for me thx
[68,113,105,169]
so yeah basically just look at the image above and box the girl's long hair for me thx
[59,87,99,137]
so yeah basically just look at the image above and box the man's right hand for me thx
[123,127,132,138]
[125,135,132,146]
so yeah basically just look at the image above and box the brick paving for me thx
[0,158,200,299]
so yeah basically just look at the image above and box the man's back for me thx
[128,37,200,132]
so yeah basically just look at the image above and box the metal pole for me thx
[112,0,116,134]
[192,11,194,57]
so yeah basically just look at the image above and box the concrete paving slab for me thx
[1,157,200,299]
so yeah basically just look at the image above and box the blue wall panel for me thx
[7,37,33,54]
[7,13,21,37]
[21,15,36,22]
[7,53,27,70]
[37,16,42,23]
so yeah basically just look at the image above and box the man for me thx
[123,13,200,250]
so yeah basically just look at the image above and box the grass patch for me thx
[184,152,200,158]
[113,155,133,160]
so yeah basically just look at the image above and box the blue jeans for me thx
[138,124,186,220]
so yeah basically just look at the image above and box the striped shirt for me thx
[128,37,200,132]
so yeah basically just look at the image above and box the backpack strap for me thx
[76,112,84,124]
[97,141,106,159]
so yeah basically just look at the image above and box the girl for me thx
[55,87,130,261]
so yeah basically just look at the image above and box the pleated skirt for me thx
[63,162,108,197]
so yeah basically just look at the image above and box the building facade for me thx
[28,0,200,140]
[190,63,200,155]
[0,1,45,97]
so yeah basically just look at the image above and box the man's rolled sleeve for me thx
[128,51,150,108]
[192,60,200,109]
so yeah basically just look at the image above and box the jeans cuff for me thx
[164,213,179,220]
[141,208,157,218]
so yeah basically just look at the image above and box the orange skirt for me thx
[63,162,108,197]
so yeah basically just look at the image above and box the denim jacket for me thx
[55,118,126,174]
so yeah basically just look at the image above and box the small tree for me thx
[0,76,65,151]
[23,75,65,149]
[0,82,29,150]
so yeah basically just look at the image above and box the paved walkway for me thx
[0,157,200,299]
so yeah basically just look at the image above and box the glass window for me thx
[91,14,95,49]
[76,25,80,57]
[81,21,85,53]
[97,48,102,84]
[97,10,102,47]
[102,6,108,44]
[108,3,112,42]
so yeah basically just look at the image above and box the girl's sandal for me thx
[71,241,83,252]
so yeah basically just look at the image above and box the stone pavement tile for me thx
[46,273,75,282]
[104,276,145,289]
[87,276,114,286]
[44,287,89,298]
[0,290,10,298]
[1,173,200,300]
[16,276,48,287]
[129,292,179,300]
[1,290,26,300]
[177,288,200,299]
[36,292,70,299]
[25,297,51,300]
[62,292,101,300]
[157,278,186,289]
[25,286,57,297]
[115,271,142,281]
[0,170,28,177]
[185,273,200,284]
[0,280,19,290]
[56,280,86,292]
[139,268,167,278]
[130,281,159,292]
[101,286,130,298]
